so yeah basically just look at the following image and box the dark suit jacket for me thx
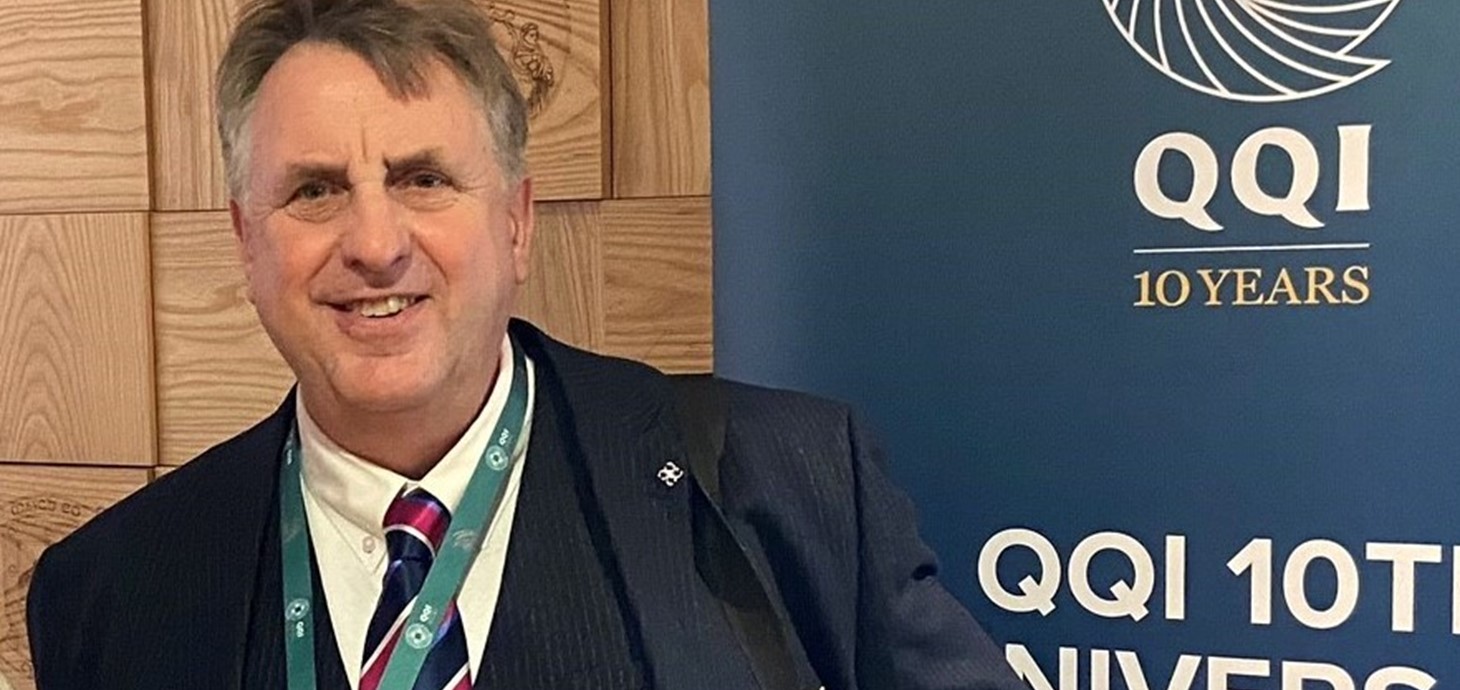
[27,321,1023,689]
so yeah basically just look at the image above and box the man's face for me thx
[230,43,533,419]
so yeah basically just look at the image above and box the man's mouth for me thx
[337,295,425,318]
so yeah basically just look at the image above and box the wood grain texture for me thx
[517,201,602,350]
[146,0,235,211]
[150,211,291,465]
[0,0,149,214]
[146,0,605,209]
[0,465,150,690]
[610,0,710,198]
[498,0,607,200]
[0,214,155,465]
[600,197,711,372]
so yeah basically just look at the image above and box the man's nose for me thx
[340,187,411,286]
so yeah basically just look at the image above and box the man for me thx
[26,1,1025,688]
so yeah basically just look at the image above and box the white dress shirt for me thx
[297,336,534,689]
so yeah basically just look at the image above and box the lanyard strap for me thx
[279,340,529,690]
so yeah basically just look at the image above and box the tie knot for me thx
[382,487,451,560]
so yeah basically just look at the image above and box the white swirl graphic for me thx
[1104,0,1401,102]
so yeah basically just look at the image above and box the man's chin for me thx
[335,385,436,415]
[319,372,443,416]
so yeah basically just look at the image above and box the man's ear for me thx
[507,176,536,285]
[229,199,257,304]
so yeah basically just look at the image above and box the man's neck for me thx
[302,372,497,481]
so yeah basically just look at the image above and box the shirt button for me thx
[363,536,378,554]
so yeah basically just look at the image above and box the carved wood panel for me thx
[0,466,150,690]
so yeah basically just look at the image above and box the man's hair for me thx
[216,0,529,198]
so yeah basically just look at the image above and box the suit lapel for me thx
[514,323,747,689]
[201,390,345,690]
[140,395,295,689]
[222,395,296,689]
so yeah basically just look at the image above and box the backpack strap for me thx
[669,374,805,690]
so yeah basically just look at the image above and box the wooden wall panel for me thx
[501,0,608,199]
[0,0,149,214]
[0,214,155,465]
[610,0,710,198]
[146,0,234,211]
[151,212,291,465]
[148,0,606,210]
[0,465,150,690]
[600,197,711,372]
[517,202,603,350]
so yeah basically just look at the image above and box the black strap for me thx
[670,374,805,690]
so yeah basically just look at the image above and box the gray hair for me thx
[216,0,528,198]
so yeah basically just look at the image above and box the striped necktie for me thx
[360,488,472,690]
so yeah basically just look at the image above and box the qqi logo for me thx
[1108,0,1397,310]
[1128,124,1376,309]
[1103,0,1401,103]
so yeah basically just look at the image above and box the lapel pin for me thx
[657,461,685,487]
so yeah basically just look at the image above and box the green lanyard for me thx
[278,341,529,690]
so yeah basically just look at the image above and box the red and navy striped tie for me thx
[360,488,472,690]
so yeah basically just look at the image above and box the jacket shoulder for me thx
[520,318,857,459]
[720,380,852,435]
[31,402,289,623]
[27,404,290,687]
[49,406,287,561]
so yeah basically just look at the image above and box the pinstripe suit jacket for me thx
[26,321,1023,690]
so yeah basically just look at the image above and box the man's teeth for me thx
[355,296,417,318]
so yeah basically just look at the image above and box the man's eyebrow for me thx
[385,149,449,174]
[279,163,349,189]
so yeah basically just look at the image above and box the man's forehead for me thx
[255,42,471,114]
[266,41,433,87]
[247,45,490,171]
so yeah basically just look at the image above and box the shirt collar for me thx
[298,335,530,539]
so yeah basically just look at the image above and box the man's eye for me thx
[390,170,460,211]
[294,181,336,201]
[283,181,346,222]
[407,172,450,189]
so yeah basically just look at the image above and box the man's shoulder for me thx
[718,378,852,431]
[27,403,292,685]
[518,319,853,438]
[706,380,860,481]
[514,318,667,389]
[40,402,289,577]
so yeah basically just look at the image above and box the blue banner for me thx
[712,1,1460,685]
